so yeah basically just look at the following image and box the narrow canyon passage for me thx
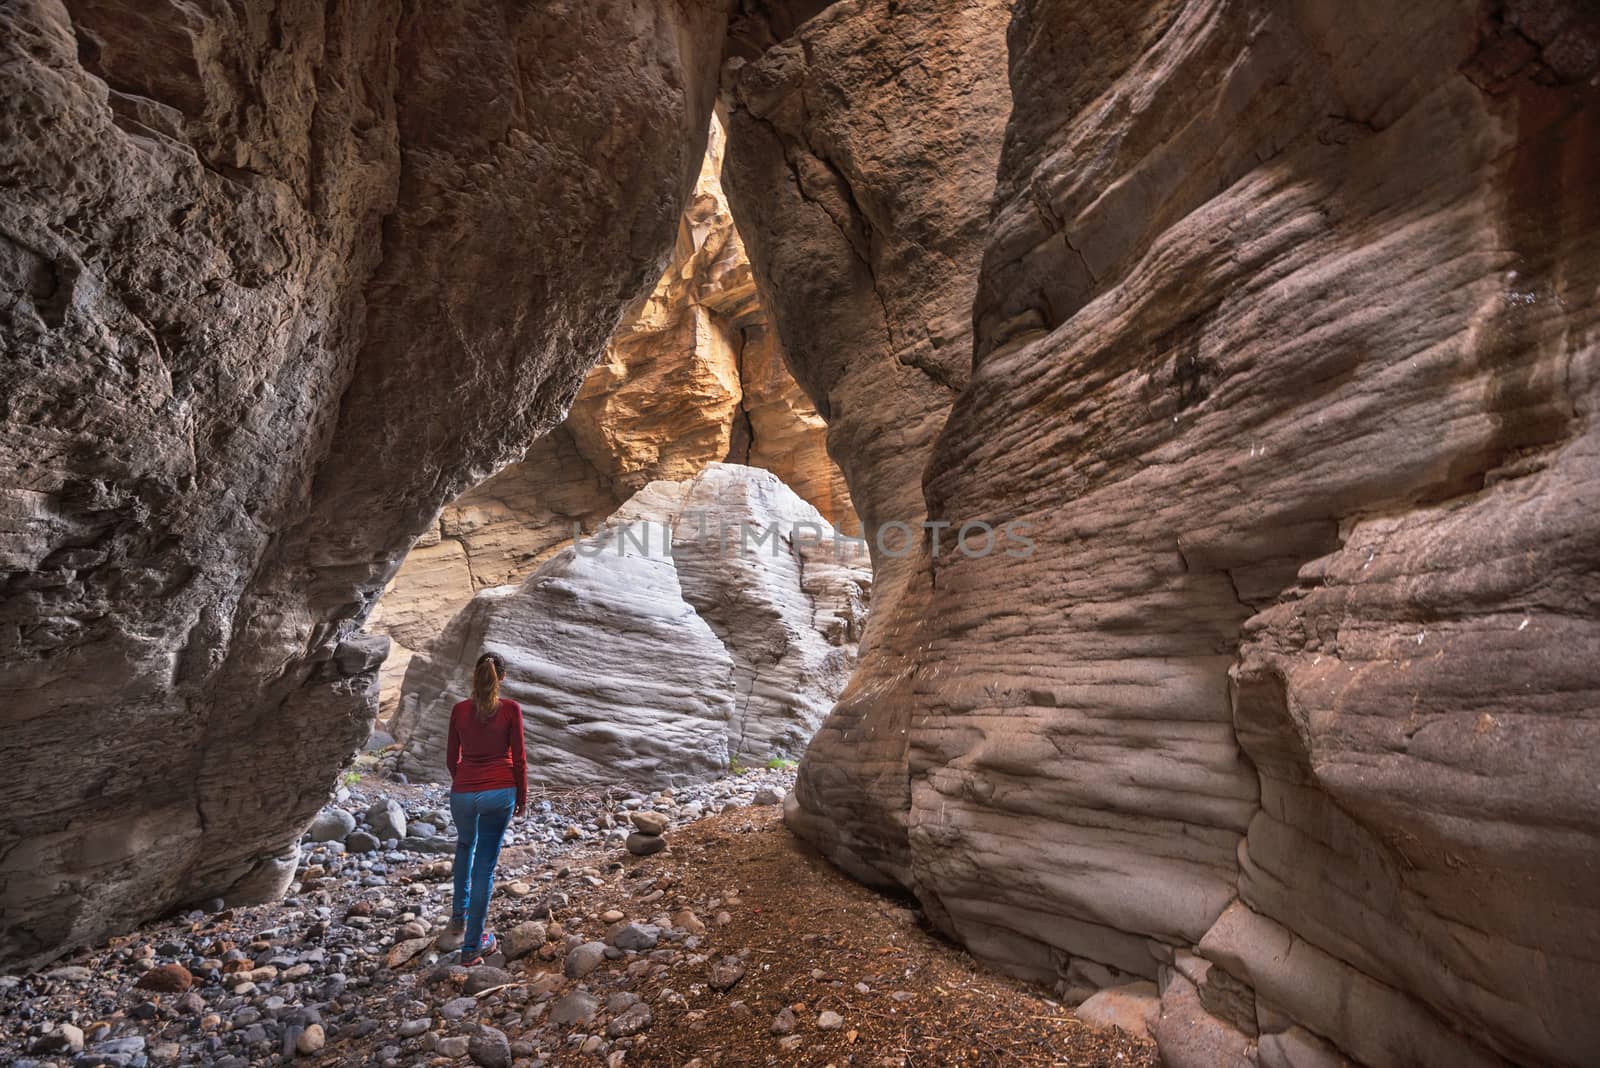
[3,2,1599,1068]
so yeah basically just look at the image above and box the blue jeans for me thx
[449,787,515,955]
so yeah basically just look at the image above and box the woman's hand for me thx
[514,802,526,820]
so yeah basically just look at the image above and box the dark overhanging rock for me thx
[0,0,726,971]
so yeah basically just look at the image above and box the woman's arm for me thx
[509,702,527,816]
[446,706,461,781]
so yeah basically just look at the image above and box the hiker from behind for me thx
[446,650,527,965]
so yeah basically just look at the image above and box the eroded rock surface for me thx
[766,2,1600,1066]
[722,0,1015,890]
[0,0,724,970]
[391,464,869,787]
[367,118,853,717]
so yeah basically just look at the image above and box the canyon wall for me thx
[391,464,870,787]
[366,119,852,717]
[736,1,1600,1066]
[721,0,1016,889]
[0,0,725,971]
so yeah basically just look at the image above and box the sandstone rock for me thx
[383,938,432,970]
[0,0,725,971]
[392,465,869,786]
[294,1024,325,1056]
[1074,982,1160,1042]
[502,921,547,963]
[750,2,1600,1066]
[723,0,1012,896]
[133,963,192,994]
[630,811,670,836]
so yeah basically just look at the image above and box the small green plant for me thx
[729,756,747,776]
[341,769,363,787]
[765,757,796,771]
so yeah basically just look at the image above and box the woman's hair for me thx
[472,652,505,723]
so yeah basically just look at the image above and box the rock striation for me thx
[366,117,853,717]
[721,0,1016,891]
[0,0,725,971]
[390,464,869,787]
[753,2,1600,1067]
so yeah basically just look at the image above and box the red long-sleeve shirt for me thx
[446,698,527,811]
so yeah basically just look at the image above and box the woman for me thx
[446,651,527,965]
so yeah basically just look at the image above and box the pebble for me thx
[818,1010,844,1030]
[770,1007,796,1035]
[440,997,479,1021]
[606,1001,653,1038]
[609,923,660,952]
[625,832,666,857]
[133,962,192,992]
[462,965,512,995]
[295,1023,326,1054]
[467,1024,512,1068]
[629,811,669,835]
[0,771,801,1068]
[550,991,599,1027]
[708,955,746,992]
[346,830,380,853]
[565,942,608,979]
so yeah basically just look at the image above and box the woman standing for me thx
[446,651,527,965]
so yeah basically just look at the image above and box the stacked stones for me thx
[624,811,668,857]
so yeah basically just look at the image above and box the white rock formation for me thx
[391,465,869,787]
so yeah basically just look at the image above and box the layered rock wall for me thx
[721,0,1015,888]
[367,119,853,715]
[746,1,1600,1066]
[391,464,869,786]
[0,0,724,970]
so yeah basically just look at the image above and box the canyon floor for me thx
[1,773,1154,1068]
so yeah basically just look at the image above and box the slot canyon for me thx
[1,1,1596,1067]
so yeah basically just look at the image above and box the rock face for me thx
[745,2,1600,1067]
[721,0,1015,891]
[366,117,854,718]
[391,464,869,787]
[0,0,725,970]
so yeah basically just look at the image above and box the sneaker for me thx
[462,932,497,967]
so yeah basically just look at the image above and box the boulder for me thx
[393,466,869,788]
[364,800,406,842]
[307,810,356,844]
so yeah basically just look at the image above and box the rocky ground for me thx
[1,767,1154,1067]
